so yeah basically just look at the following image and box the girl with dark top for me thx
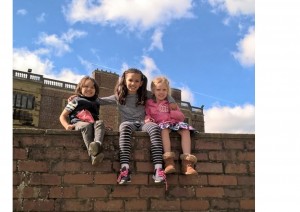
[59,76,105,166]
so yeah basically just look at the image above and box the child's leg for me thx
[142,122,163,166]
[74,121,94,153]
[119,121,136,167]
[177,129,197,175]
[177,129,191,154]
[74,121,104,166]
[94,120,105,143]
[142,122,166,184]
[89,120,105,156]
[117,121,137,184]
[161,128,176,174]
[161,128,171,152]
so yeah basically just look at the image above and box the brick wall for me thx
[13,128,254,211]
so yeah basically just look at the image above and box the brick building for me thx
[13,69,205,132]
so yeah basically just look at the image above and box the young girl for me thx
[145,76,198,175]
[101,68,176,185]
[59,76,105,166]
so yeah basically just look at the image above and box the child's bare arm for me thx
[59,109,75,130]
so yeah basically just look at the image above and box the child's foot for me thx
[152,168,166,183]
[117,167,131,185]
[89,141,103,156]
[91,153,104,166]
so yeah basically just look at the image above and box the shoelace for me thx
[157,168,168,191]
[117,168,128,183]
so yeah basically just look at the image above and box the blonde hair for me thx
[151,76,171,95]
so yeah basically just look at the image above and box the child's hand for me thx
[145,118,154,123]
[169,103,178,110]
[68,95,77,102]
[65,124,75,130]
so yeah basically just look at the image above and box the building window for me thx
[13,92,35,110]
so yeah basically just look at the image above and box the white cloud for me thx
[149,28,164,51]
[180,86,195,105]
[49,69,84,84]
[204,104,255,133]
[232,26,255,67]
[63,0,194,31]
[17,9,27,16]
[36,29,87,56]
[36,12,46,23]
[13,48,54,76]
[13,48,84,83]
[208,0,254,16]
[140,56,161,89]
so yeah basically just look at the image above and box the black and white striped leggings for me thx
[119,121,163,165]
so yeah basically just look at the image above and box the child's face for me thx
[125,73,143,94]
[153,82,168,102]
[81,79,96,97]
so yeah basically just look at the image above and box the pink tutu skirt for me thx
[158,121,196,132]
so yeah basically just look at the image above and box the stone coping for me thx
[13,128,255,139]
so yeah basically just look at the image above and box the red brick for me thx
[95,173,118,184]
[134,149,151,160]
[49,186,76,198]
[140,187,165,198]
[224,188,243,197]
[136,161,153,172]
[240,199,255,209]
[196,140,222,150]
[30,173,61,185]
[125,199,148,211]
[224,140,244,149]
[245,139,255,150]
[13,173,22,185]
[237,151,255,161]
[198,162,223,173]
[151,199,180,211]
[52,161,81,172]
[77,186,107,198]
[196,187,224,197]
[179,174,208,185]
[169,186,195,198]
[111,186,139,197]
[18,160,49,172]
[181,199,209,211]
[210,199,239,209]
[129,173,149,185]
[64,173,93,185]
[13,161,17,172]
[61,199,93,211]
[13,148,27,159]
[14,186,49,199]
[30,147,63,159]
[21,136,52,147]
[237,176,254,185]
[194,152,208,161]
[242,187,255,198]
[23,199,55,211]
[95,199,123,211]
[225,163,247,174]
[249,162,255,174]
[13,199,22,211]
[209,151,237,161]
[164,174,179,185]
[208,175,237,185]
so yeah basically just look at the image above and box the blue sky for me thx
[12,0,255,133]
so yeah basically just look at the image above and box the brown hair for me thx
[74,76,100,98]
[114,68,148,106]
